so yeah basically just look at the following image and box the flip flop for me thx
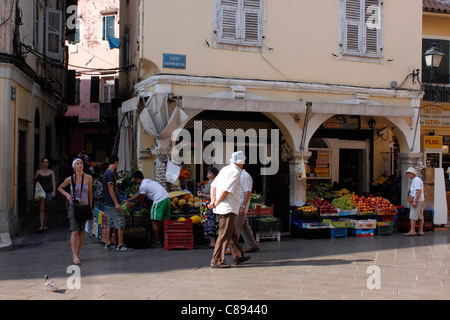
[404,232,417,236]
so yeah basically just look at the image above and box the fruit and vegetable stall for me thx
[291,181,434,239]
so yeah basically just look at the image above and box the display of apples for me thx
[310,198,337,215]
[350,195,396,215]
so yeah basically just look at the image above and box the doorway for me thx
[339,149,364,193]
[18,130,27,217]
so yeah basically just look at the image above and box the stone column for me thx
[289,151,312,206]
[398,152,422,206]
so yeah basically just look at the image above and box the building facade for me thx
[421,0,450,222]
[0,0,71,246]
[120,0,424,227]
[64,0,121,163]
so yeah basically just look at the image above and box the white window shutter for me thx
[217,0,262,46]
[364,0,381,55]
[344,0,362,53]
[46,8,62,60]
[243,0,261,43]
[343,0,381,57]
[220,2,238,41]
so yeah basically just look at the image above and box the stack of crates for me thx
[163,219,194,251]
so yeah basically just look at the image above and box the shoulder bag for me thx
[406,193,414,203]
[71,174,92,221]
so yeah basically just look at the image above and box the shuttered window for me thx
[342,0,382,57]
[46,8,63,60]
[216,0,264,47]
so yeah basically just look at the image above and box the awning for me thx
[140,93,190,140]
[181,96,416,117]
[121,96,141,113]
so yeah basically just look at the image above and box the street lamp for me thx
[413,42,445,88]
[423,42,445,69]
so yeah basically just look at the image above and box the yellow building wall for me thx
[143,0,422,90]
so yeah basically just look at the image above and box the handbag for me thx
[406,193,414,203]
[71,174,92,222]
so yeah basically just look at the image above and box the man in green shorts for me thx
[122,171,171,247]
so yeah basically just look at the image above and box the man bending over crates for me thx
[122,171,171,248]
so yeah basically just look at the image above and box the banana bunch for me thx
[299,205,317,212]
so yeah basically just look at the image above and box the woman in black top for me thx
[34,157,56,232]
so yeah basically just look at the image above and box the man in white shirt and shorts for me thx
[209,151,251,268]
[405,167,425,236]
[123,170,171,247]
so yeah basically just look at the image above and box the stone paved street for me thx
[1,200,450,301]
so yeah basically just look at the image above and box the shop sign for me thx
[423,135,442,149]
[420,106,450,127]
[321,115,359,129]
[163,53,186,69]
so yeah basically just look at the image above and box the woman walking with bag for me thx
[34,157,56,232]
[58,158,93,264]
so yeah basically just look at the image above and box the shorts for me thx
[68,203,85,232]
[409,201,424,221]
[104,205,126,229]
[150,198,171,221]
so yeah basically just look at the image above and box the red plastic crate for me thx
[164,233,194,251]
[163,219,193,233]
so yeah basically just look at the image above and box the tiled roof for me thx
[423,0,450,14]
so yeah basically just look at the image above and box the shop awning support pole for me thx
[409,107,420,152]
[300,101,312,151]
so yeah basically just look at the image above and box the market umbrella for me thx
[139,93,189,141]
[117,116,132,177]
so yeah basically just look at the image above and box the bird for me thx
[44,275,58,292]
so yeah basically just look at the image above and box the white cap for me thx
[72,158,83,169]
[230,151,246,164]
[405,167,418,176]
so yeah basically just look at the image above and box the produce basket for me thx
[351,229,374,237]
[323,218,349,228]
[124,227,149,248]
[302,222,329,229]
[350,219,377,229]
[257,216,280,232]
[247,204,274,216]
[164,233,194,250]
[164,219,193,233]
[296,204,320,219]
[337,208,358,216]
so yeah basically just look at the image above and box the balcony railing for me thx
[423,83,450,103]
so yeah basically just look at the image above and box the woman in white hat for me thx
[405,167,424,236]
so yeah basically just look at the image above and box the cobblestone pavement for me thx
[1,198,450,301]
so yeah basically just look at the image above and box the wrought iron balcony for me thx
[423,83,450,102]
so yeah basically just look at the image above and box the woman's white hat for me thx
[72,158,83,169]
[230,151,246,164]
[405,167,418,176]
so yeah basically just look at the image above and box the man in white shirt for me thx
[236,169,259,252]
[209,151,251,268]
[123,170,171,247]
[405,167,425,236]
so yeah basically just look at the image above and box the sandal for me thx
[73,256,81,265]
[404,232,417,236]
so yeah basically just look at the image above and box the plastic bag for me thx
[35,182,46,201]
[166,156,181,184]
[296,160,306,180]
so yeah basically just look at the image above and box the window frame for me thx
[340,0,384,62]
[212,0,266,52]
[102,15,115,41]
